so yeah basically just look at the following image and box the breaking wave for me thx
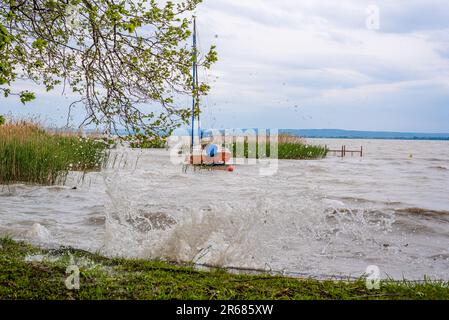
[101,156,396,273]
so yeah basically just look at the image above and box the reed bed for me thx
[0,121,109,185]
[232,134,328,160]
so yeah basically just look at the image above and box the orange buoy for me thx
[227,166,234,172]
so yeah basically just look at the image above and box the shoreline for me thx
[1,238,448,300]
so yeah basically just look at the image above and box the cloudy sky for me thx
[1,0,449,132]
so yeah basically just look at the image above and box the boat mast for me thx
[196,56,200,142]
[191,16,197,152]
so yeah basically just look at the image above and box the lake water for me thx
[1,139,448,280]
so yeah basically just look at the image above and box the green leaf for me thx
[19,91,36,104]
[31,38,48,50]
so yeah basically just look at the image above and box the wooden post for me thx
[360,146,363,157]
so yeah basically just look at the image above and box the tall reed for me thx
[232,134,328,160]
[0,121,109,185]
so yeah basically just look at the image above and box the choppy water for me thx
[1,139,448,280]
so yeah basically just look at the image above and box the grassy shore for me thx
[0,238,447,300]
[0,121,109,185]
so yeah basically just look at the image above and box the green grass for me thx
[276,142,328,160]
[0,238,447,300]
[0,122,110,185]
[232,135,328,160]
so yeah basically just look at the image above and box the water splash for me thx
[101,152,396,274]
[26,223,52,242]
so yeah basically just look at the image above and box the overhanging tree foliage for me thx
[0,0,217,140]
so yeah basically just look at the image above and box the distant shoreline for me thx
[280,129,449,141]
[96,128,449,141]
[299,136,449,141]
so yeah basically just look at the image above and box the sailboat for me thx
[186,17,233,170]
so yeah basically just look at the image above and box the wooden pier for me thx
[326,145,363,157]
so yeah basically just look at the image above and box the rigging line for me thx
[203,62,213,129]
[195,20,206,134]
[195,19,211,139]
[196,19,214,130]
[191,16,197,153]
[196,20,205,63]
[195,18,201,141]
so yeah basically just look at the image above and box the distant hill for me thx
[280,129,449,140]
